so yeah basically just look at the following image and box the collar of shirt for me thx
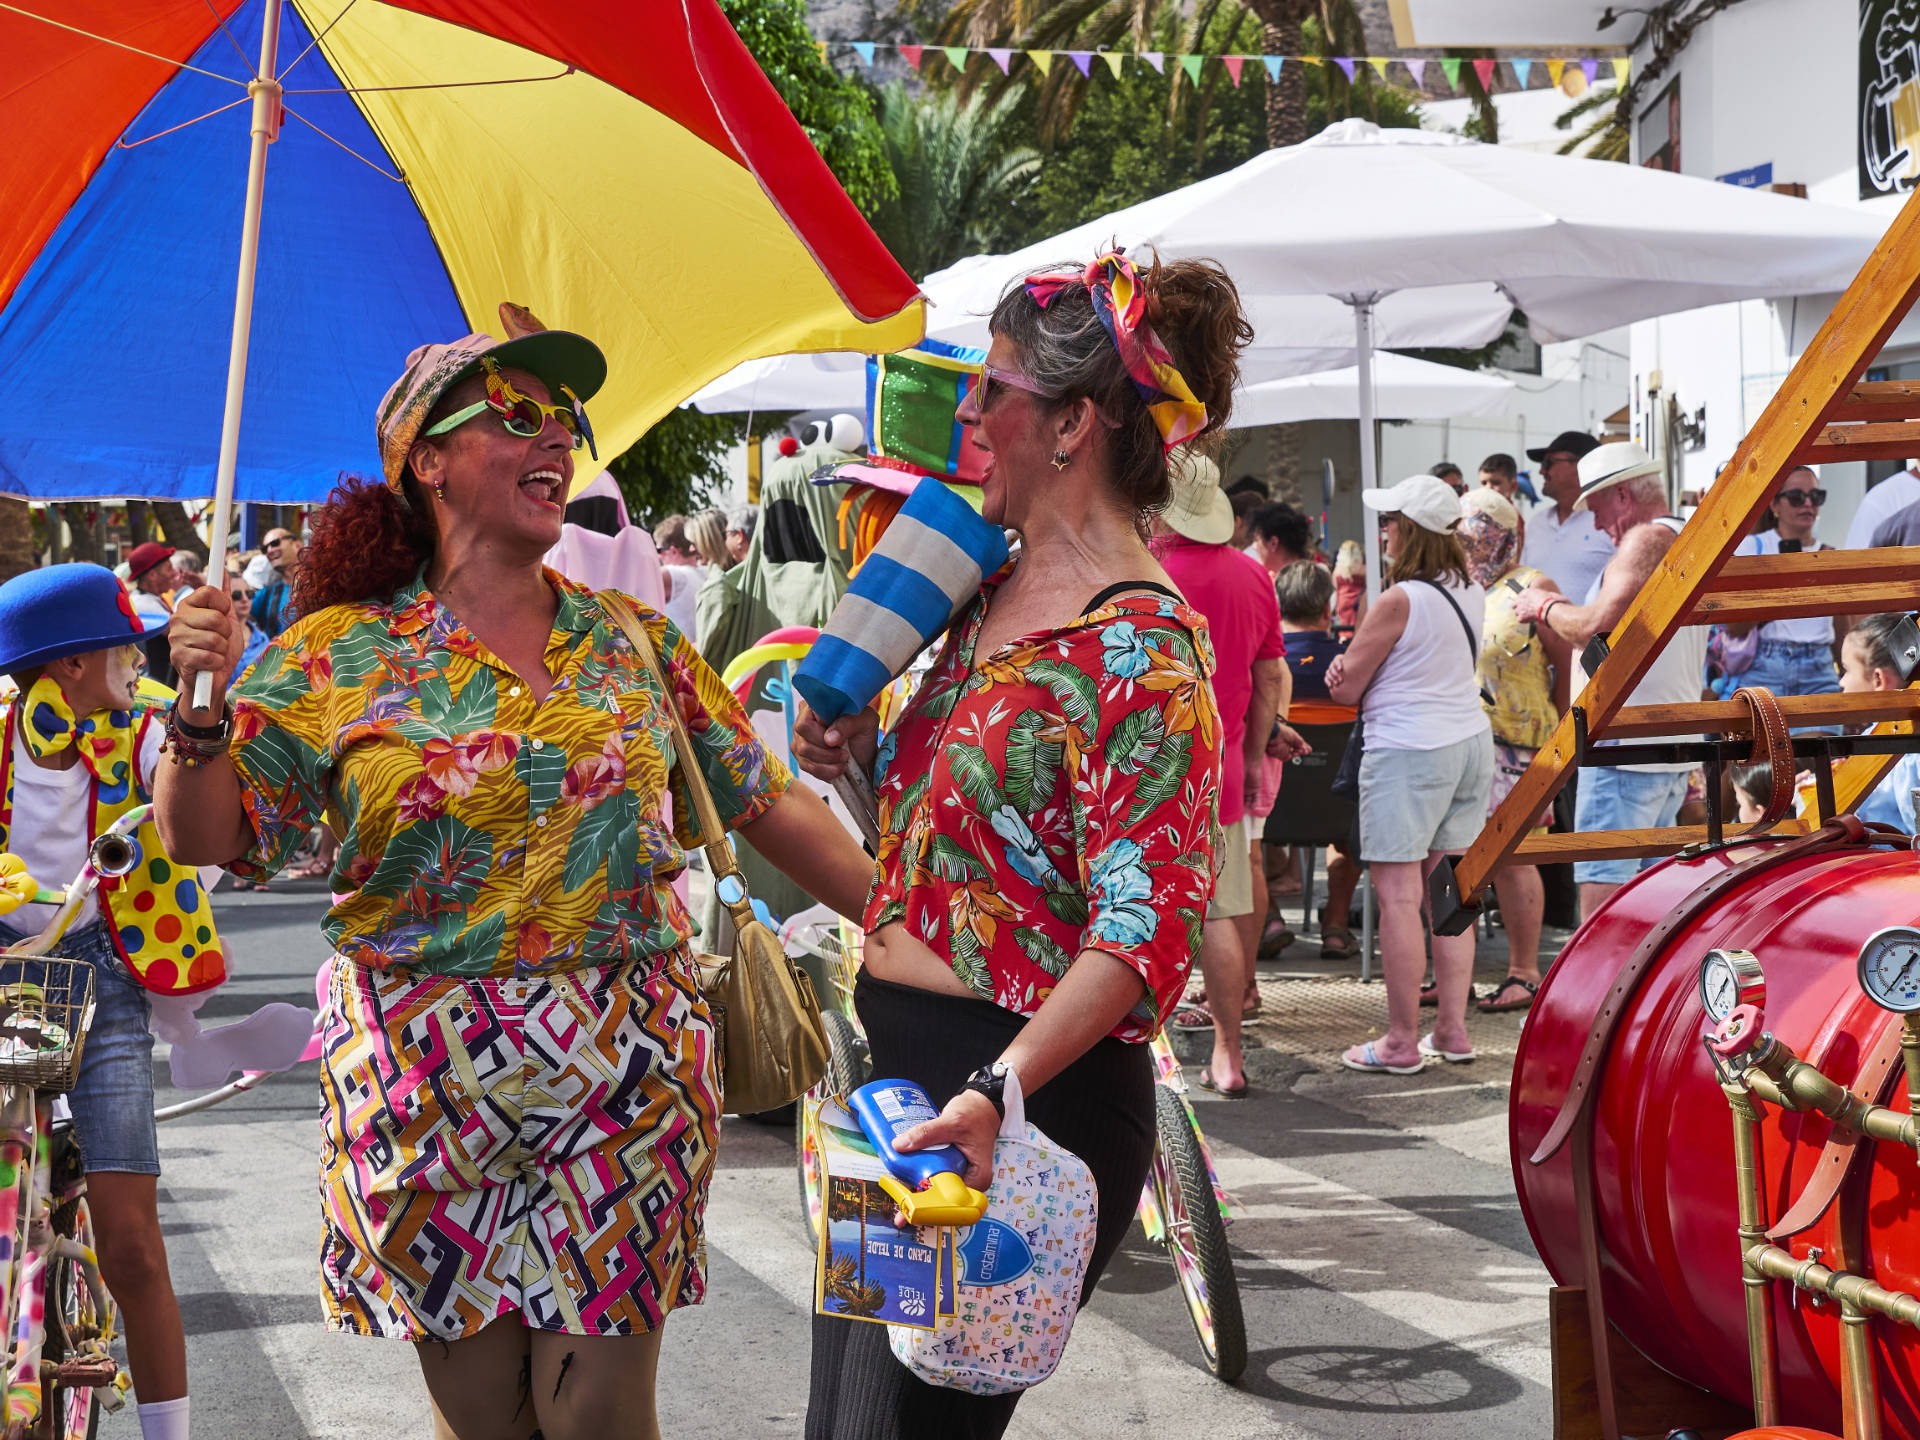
[388,565,602,651]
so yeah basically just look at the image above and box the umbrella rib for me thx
[275,0,358,82]
[281,64,576,97]
[0,2,249,85]
[115,94,251,150]
[198,0,259,77]
[280,104,403,181]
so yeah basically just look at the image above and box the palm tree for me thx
[868,82,1042,279]
[1554,82,1627,161]
[0,499,36,584]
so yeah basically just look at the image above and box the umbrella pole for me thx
[1353,294,1383,606]
[189,2,283,719]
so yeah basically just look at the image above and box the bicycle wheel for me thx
[795,1010,869,1247]
[1148,1083,1247,1382]
[44,1130,106,1440]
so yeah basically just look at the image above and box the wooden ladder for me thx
[1434,187,1920,934]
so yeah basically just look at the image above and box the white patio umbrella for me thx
[1231,353,1514,428]
[919,118,1888,596]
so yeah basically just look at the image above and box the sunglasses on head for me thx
[423,357,598,458]
[1779,487,1826,506]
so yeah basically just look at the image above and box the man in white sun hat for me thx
[1512,441,1707,918]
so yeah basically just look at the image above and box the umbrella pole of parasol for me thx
[1351,293,1384,607]
[188,2,283,720]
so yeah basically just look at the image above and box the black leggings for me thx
[805,973,1156,1440]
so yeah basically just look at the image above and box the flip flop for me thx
[1341,1041,1426,1076]
[1477,977,1538,1013]
[1419,980,1477,1008]
[1198,1067,1250,1099]
[1418,1032,1475,1065]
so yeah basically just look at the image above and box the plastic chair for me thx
[1263,715,1377,980]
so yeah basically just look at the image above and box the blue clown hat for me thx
[0,564,169,674]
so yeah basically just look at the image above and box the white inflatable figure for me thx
[147,900,314,1089]
[804,413,866,456]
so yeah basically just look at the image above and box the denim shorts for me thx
[0,920,157,1175]
[1573,767,1692,886]
[1356,732,1495,863]
[1743,639,1840,699]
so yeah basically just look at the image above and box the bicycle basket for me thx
[0,959,94,1092]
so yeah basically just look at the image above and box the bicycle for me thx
[790,921,1247,1382]
[0,803,156,1439]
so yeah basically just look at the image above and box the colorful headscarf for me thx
[1024,253,1207,451]
[1458,508,1522,590]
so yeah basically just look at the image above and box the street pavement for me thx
[145,882,1560,1438]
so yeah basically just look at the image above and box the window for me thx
[1640,78,1681,172]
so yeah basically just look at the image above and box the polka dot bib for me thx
[0,700,225,994]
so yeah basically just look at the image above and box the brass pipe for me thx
[1727,1083,1782,1426]
[1746,1244,1920,1327]
[1841,1299,1883,1440]
[1902,1015,1920,1132]
[1750,1038,1918,1148]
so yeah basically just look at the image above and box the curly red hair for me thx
[292,474,436,616]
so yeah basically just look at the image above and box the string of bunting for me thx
[810,44,1629,93]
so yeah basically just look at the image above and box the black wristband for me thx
[963,1061,1009,1121]
[168,700,232,743]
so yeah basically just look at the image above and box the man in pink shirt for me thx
[1156,454,1304,1096]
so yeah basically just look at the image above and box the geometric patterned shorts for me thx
[317,949,720,1341]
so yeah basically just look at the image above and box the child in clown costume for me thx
[0,564,308,1440]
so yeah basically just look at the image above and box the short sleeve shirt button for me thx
[532,738,545,751]
[536,814,549,828]
[509,686,523,698]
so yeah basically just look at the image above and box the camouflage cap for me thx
[374,328,607,492]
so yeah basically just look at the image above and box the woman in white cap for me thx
[1326,474,1492,1073]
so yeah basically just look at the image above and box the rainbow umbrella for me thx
[1,0,923,516]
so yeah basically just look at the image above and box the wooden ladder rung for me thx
[1805,419,1920,463]
[1684,580,1920,624]
[1514,820,1812,864]
[1600,691,1920,739]
[1835,379,1920,421]
[1703,547,1920,592]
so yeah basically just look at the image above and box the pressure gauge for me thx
[1856,926,1920,1013]
[1699,949,1766,1023]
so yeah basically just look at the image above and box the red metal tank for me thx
[1512,833,1920,1435]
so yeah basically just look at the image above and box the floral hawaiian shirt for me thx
[862,577,1222,1042]
[225,569,789,977]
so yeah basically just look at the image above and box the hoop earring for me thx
[1051,450,1071,472]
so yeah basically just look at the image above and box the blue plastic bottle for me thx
[848,1078,987,1225]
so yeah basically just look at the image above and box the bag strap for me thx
[598,591,757,930]
[1081,580,1183,617]
[1412,578,1478,665]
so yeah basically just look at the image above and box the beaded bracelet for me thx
[162,700,233,769]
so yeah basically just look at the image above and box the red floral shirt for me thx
[862,577,1222,1041]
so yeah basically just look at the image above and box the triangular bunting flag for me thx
[944,46,968,72]
[1439,57,1460,88]
[1028,49,1053,74]
[1612,57,1630,85]
[1546,58,1564,86]
[1141,50,1165,73]
[1512,58,1531,88]
[1300,55,1324,67]
[899,44,924,69]
[1405,57,1426,88]
[1472,57,1496,90]
[1581,58,1599,84]
[1067,50,1092,76]
[1262,55,1283,83]
[852,41,875,65]
[1100,51,1125,78]
[1333,57,1356,81]
[987,47,1012,73]
[814,40,828,62]
[1179,54,1203,85]
[1367,57,1389,80]
[1223,55,1245,86]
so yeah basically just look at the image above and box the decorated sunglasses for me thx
[977,364,1057,408]
[425,357,598,458]
[1778,487,1827,506]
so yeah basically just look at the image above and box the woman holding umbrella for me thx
[153,327,875,1438]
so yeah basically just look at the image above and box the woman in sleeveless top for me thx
[1326,475,1494,1075]
[1459,489,1571,1013]
[793,253,1250,1437]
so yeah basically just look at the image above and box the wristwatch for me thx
[963,1061,1011,1120]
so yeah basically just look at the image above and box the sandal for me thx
[1172,1001,1215,1033]
[1198,1067,1250,1099]
[1320,925,1358,960]
[1477,976,1538,1013]
[1419,980,1476,1008]
[1418,1031,1475,1065]
[1341,1041,1425,1076]
[1257,924,1294,959]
